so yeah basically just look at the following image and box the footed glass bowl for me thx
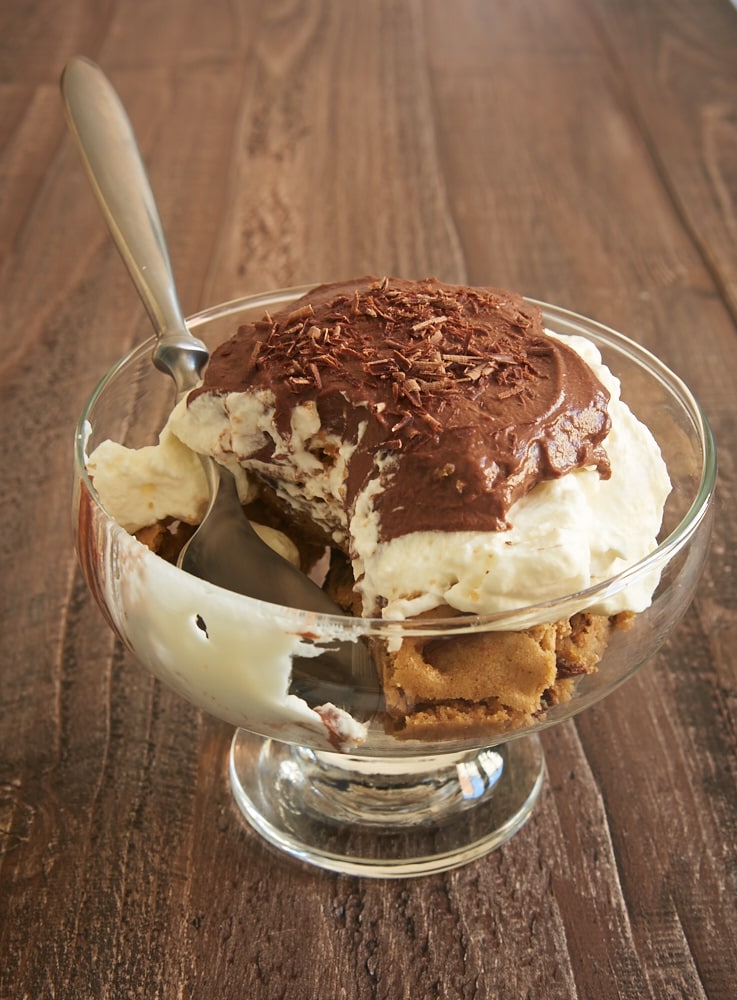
[73,288,716,877]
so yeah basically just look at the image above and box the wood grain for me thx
[1,0,735,997]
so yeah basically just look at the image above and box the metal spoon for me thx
[61,56,380,715]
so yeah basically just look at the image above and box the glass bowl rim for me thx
[75,286,718,635]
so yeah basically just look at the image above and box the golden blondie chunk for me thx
[373,611,630,740]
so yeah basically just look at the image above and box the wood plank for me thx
[587,0,737,322]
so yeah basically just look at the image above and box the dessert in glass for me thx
[74,277,716,877]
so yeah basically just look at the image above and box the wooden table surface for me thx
[2,1,736,997]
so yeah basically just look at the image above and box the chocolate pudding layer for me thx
[191,276,612,541]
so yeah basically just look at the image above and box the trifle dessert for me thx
[87,276,671,742]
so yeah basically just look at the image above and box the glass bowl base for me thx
[229,729,545,878]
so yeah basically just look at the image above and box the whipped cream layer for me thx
[87,278,670,623]
[353,332,670,618]
[87,420,210,533]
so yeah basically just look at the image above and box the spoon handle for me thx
[61,56,207,393]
